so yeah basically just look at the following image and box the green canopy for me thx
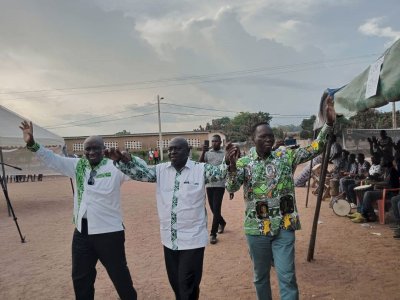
[334,38,400,118]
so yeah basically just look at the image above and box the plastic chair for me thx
[377,188,400,225]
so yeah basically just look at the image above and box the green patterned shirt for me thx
[226,124,332,236]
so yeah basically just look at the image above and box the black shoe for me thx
[218,224,226,234]
[210,235,217,244]
[393,234,400,239]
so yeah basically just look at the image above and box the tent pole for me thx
[0,148,26,243]
[307,134,332,262]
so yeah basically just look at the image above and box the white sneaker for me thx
[350,203,357,209]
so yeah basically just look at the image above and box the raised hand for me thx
[225,143,240,172]
[19,120,35,146]
[104,148,131,163]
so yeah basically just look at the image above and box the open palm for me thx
[19,120,34,145]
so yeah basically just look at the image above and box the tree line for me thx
[194,108,400,142]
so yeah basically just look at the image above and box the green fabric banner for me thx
[334,39,400,117]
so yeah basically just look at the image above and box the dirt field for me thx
[1,174,400,300]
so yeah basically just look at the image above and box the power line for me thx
[0,59,371,102]
[0,53,377,101]
[43,103,157,128]
[162,102,310,117]
[3,58,370,102]
[44,99,312,129]
[44,112,157,129]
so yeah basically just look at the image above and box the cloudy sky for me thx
[1,0,399,137]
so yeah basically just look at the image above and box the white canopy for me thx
[0,106,65,176]
[0,105,64,148]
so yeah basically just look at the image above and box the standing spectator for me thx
[377,130,394,162]
[153,148,160,164]
[106,137,232,300]
[19,121,137,300]
[225,97,335,300]
[199,134,229,244]
[393,140,400,176]
[148,148,154,164]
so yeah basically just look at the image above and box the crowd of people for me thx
[18,97,397,300]
[294,129,400,240]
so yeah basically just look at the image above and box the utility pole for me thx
[157,95,164,161]
[392,102,397,129]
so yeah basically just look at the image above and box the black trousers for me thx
[163,246,205,300]
[206,187,226,236]
[72,219,137,300]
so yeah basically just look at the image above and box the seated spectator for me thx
[337,150,350,174]
[294,138,343,188]
[294,155,323,187]
[339,153,357,196]
[351,158,399,223]
[329,134,343,176]
[347,154,382,208]
[366,154,383,183]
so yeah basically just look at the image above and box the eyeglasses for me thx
[88,170,97,185]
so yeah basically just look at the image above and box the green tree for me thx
[299,115,316,139]
[115,129,131,135]
[272,127,285,139]
[229,112,272,142]
[205,117,232,132]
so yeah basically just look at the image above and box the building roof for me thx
[63,130,224,140]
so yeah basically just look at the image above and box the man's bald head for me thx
[84,135,105,167]
[168,137,190,170]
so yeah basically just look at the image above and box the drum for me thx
[332,199,351,216]
[353,184,372,191]
[329,178,339,197]
[353,184,372,207]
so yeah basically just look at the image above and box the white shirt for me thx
[35,145,130,234]
[117,158,227,250]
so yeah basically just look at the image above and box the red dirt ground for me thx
[1,174,399,299]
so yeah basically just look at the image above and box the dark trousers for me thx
[361,190,382,218]
[72,219,137,300]
[163,246,205,300]
[206,187,226,236]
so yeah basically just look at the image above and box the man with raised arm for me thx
[105,137,234,300]
[225,97,336,300]
[19,121,137,300]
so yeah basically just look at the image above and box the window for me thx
[187,138,200,148]
[104,141,118,148]
[73,143,84,151]
[125,141,142,150]
[157,140,170,148]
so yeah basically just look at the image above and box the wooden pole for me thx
[305,130,318,208]
[307,134,333,262]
